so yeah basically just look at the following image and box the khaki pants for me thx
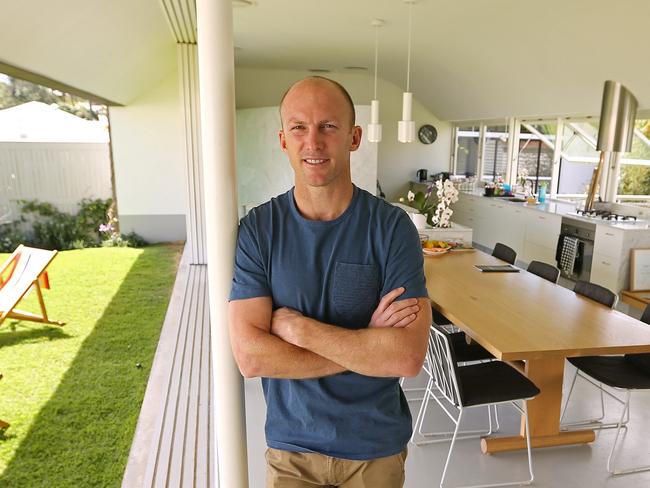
[265,447,407,488]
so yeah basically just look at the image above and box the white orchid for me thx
[431,176,459,228]
[407,190,415,202]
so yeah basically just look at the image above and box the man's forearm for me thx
[234,326,346,379]
[280,302,431,377]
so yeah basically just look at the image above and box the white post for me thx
[550,118,564,198]
[196,1,249,488]
[604,152,622,202]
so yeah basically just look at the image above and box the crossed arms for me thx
[228,287,432,380]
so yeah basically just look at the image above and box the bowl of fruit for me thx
[422,239,452,256]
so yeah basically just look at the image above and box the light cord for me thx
[406,1,413,92]
[373,25,379,99]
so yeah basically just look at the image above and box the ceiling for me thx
[0,0,176,106]
[0,1,648,121]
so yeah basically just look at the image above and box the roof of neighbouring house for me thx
[0,101,109,143]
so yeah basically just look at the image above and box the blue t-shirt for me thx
[230,185,428,460]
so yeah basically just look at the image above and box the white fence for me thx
[0,141,112,222]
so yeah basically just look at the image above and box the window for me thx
[516,122,555,193]
[617,119,650,203]
[481,125,509,181]
[454,125,480,176]
[556,120,599,197]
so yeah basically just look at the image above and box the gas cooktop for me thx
[574,209,643,222]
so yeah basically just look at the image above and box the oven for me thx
[556,217,596,282]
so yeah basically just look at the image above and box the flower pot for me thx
[409,213,428,229]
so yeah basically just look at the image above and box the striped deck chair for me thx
[0,245,64,327]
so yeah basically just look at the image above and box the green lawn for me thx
[0,245,182,487]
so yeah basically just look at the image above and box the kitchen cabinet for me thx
[591,253,621,292]
[456,193,561,265]
[591,226,625,292]
[522,212,562,264]
[419,223,473,244]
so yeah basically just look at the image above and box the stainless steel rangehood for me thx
[584,80,638,211]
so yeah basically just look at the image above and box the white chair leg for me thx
[416,404,497,444]
[606,391,650,475]
[410,376,433,444]
[439,409,463,488]
[522,401,535,485]
[438,402,534,488]
[562,370,630,431]
[560,367,579,423]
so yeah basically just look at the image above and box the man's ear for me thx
[350,125,362,152]
[279,130,288,153]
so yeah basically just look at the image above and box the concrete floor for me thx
[245,364,650,487]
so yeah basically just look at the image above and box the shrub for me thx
[16,198,113,251]
[0,222,26,253]
[101,231,148,248]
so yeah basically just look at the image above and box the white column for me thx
[550,118,564,198]
[506,117,519,185]
[178,43,206,264]
[196,2,249,488]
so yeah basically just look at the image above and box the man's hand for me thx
[369,287,420,329]
[271,307,306,346]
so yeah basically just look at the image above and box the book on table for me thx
[474,264,520,273]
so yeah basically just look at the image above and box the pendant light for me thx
[367,19,384,143]
[398,0,417,143]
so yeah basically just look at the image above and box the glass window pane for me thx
[618,119,650,201]
[557,121,599,196]
[482,125,509,181]
[516,123,555,192]
[455,125,479,177]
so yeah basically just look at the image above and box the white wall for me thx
[236,105,377,215]
[109,70,187,242]
[235,67,452,201]
[0,142,111,219]
[110,70,186,217]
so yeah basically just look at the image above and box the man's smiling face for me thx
[279,79,361,190]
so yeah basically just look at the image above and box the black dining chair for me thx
[561,305,650,475]
[573,280,618,308]
[407,308,498,441]
[492,242,516,265]
[431,308,494,363]
[527,260,560,283]
[561,280,617,428]
[412,324,539,486]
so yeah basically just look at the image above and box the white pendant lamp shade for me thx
[368,99,382,142]
[367,19,384,143]
[398,92,415,143]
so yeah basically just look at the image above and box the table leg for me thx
[481,356,595,453]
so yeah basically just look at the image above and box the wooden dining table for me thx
[424,249,650,454]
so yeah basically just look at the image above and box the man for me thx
[229,76,431,488]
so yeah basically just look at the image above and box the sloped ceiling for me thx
[0,0,648,120]
[233,0,649,121]
[0,0,176,105]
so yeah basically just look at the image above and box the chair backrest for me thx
[573,280,617,308]
[428,325,464,407]
[492,242,516,264]
[527,260,560,283]
[0,245,57,313]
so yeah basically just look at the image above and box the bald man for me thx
[229,77,431,488]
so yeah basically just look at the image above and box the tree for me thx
[0,74,106,120]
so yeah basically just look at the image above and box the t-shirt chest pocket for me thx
[332,262,379,328]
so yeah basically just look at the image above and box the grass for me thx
[0,244,182,487]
